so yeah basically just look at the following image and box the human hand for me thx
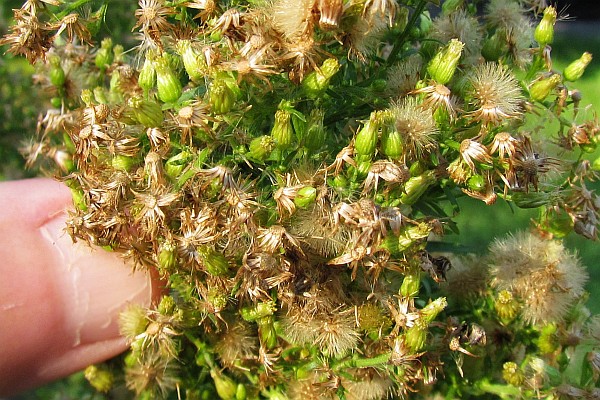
[0,178,160,396]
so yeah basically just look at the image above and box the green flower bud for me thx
[248,135,275,162]
[534,6,557,46]
[209,79,235,114]
[207,286,229,312]
[511,190,555,208]
[303,109,326,151]
[258,315,278,349]
[404,321,427,352]
[271,109,294,149]
[467,174,486,192]
[421,297,447,324]
[400,171,436,205]
[529,74,561,102]
[138,57,156,93]
[235,383,247,400]
[537,323,559,355]
[155,55,182,103]
[482,32,506,62]
[240,300,276,322]
[427,39,464,84]
[494,290,520,324]
[564,52,593,82]
[355,115,380,157]
[158,240,178,273]
[294,186,317,208]
[210,369,238,400]
[84,365,114,393]
[165,150,193,180]
[502,362,525,387]
[400,273,421,298]
[380,127,403,159]
[396,222,432,252]
[111,155,137,172]
[49,55,66,87]
[302,58,341,97]
[197,246,230,276]
[95,38,114,70]
[128,96,164,127]
[177,39,207,83]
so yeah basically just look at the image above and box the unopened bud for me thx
[111,155,137,172]
[400,171,436,205]
[177,39,207,83]
[248,135,275,162]
[294,186,317,208]
[564,52,593,82]
[502,362,525,386]
[537,323,559,354]
[529,74,561,102]
[197,245,230,276]
[271,109,294,149]
[400,273,421,297]
[441,0,464,15]
[138,57,156,93]
[158,240,178,273]
[427,39,464,84]
[240,300,276,322]
[534,6,557,46]
[257,315,278,349]
[302,58,341,97]
[95,38,114,70]
[128,96,164,127]
[49,55,66,87]
[482,32,506,62]
[155,55,182,103]
[494,290,520,324]
[380,127,403,159]
[84,365,114,393]
[404,320,427,352]
[210,79,236,114]
[421,297,447,324]
[211,369,238,400]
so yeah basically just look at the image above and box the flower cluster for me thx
[4,0,600,399]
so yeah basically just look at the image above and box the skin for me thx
[0,178,160,396]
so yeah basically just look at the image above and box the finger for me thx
[0,178,159,396]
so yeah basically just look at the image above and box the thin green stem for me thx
[387,0,429,65]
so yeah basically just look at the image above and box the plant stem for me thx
[387,0,429,65]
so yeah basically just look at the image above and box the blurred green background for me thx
[1,1,599,398]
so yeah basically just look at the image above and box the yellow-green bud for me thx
[502,362,525,387]
[355,117,380,157]
[84,365,114,393]
[111,155,137,172]
[467,174,486,192]
[49,55,66,87]
[400,171,436,205]
[158,240,178,273]
[482,32,506,62]
[427,39,464,84]
[529,73,561,102]
[165,150,193,180]
[95,38,114,70]
[302,58,341,97]
[421,297,447,324]
[210,369,238,400]
[400,273,421,297]
[207,286,229,312]
[357,304,392,337]
[128,96,164,127]
[177,39,206,83]
[396,222,432,252]
[303,109,326,151]
[197,246,230,276]
[240,300,276,322]
[138,57,156,93]
[155,56,182,103]
[271,109,294,149]
[537,323,559,354]
[209,79,235,114]
[564,52,593,82]
[247,135,275,162]
[494,290,520,324]
[404,321,428,352]
[534,6,557,46]
[294,186,317,208]
[235,383,247,400]
[380,127,403,159]
[158,295,177,316]
[258,315,278,349]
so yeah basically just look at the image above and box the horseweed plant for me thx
[4,0,600,398]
